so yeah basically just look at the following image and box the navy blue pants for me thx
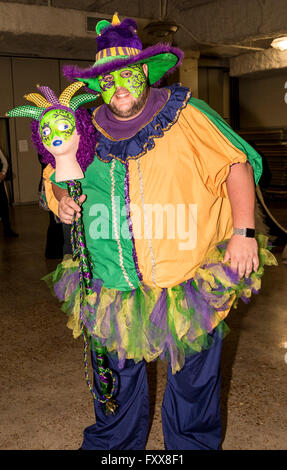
[81,331,222,450]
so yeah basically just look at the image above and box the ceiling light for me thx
[144,22,178,38]
[271,37,287,51]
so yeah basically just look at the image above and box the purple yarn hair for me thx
[31,107,98,172]
[97,18,141,51]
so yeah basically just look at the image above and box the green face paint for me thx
[98,64,147,104]
[39,109,76,148]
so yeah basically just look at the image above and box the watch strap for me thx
[233,227,255,238]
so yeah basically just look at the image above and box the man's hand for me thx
[223,234,259,278]
[58,194,86,224]
[0,172,6,183]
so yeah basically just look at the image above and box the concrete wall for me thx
[239,70,287,129]
[198,67,230,121]
[230,49,287,77]
[179,57,199,98]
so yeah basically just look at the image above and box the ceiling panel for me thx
[1,0,285,60]
[4,0,47,4]
[4,0,221,19]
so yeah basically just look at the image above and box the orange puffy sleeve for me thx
[43,164,59,216]
[179,105,248,198]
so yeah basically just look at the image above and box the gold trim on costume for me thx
[92,89,191,164]
[95,47,141,62]
[112,12,121,25]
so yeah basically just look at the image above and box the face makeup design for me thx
[39,109,76,148]
[98,64,147,104]
[39,108,82,181]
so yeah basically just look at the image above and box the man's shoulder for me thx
[187,97,224,121]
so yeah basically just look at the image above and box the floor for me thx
[0,204,286,450]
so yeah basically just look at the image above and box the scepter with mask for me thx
[7,82,118,414]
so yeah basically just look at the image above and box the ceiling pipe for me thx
[178,22,266,51]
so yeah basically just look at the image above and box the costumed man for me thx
[10,14,277,450]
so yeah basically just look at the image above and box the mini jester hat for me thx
[63,12,184,93]
[7,82,99,181]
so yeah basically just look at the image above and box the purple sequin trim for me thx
[124,161,143,281]
[37,86,61,106]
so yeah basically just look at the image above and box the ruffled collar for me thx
[92,83,191,164]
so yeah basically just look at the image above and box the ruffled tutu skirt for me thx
[43,234,277,374]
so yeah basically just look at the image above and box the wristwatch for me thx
[233,227,255,238]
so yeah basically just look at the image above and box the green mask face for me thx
[98,64,147,104]
[39,109,76,148]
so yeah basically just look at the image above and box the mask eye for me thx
[103,75,114,82]
[57,122,70,131]
[42,126,51,137]
[120,70,132,78]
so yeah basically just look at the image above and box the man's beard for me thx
[107,86,149,118]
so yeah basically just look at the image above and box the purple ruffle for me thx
[93,83,191,163]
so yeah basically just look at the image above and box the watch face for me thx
[246,228,255,238]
